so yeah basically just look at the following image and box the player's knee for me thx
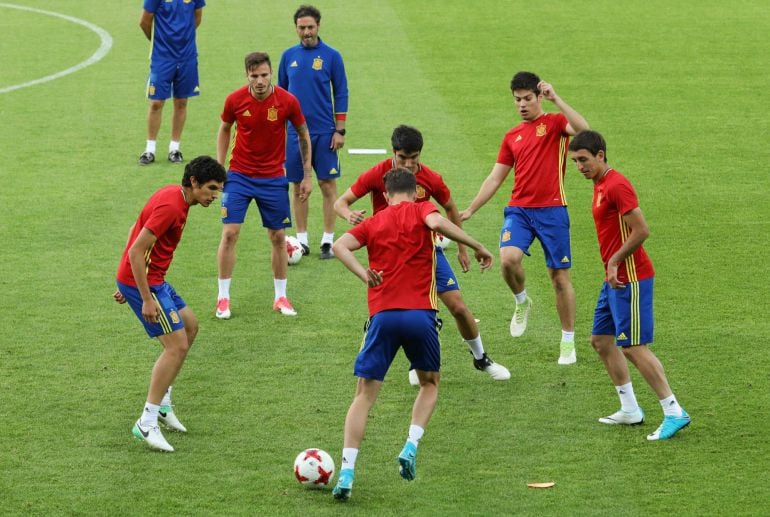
[220,227,241,245]
[591,335,612,355]
[148,100,165,112]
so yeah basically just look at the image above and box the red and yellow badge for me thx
[267,106,278,122]
[536,123,547,137]
[169,310,180,324]
[595,190,603,207]
[416,185,426,199]
[312,57,323,70]
[502,230,511,242]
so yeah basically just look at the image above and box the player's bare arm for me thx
[296,123,313,200]
[538,80,589,136]
[216,121,233,166]
[334,189,366,225]
[194,8,202,28]
[425,212,493,271]
[460,163,512,221]
[127,228,161,323]
[606,208,650,288]
[333,233,381,285]
[442,199,470,273]
[139,10,153,40]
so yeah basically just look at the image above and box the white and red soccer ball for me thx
[294,448,335,487]
[286,236,304,265]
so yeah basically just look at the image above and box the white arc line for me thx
[0,3,113,94]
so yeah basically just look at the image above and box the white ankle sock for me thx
[341,448,358,470]
[146,140,156,154]
[141,402,160,426]
[274,278,287,300]
[616,382,639,412]
[464,334,485,360]
[514,290,528,305]
[218,278,231,300]
[407,424,424,447]
[660,394,683,416]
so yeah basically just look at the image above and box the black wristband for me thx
[335,128,346,136]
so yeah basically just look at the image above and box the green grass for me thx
[1,0,768,515]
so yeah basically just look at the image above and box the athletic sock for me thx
[616,382,640,413]
[660,394,683,416]
[561,330,575,343]
[169,140,180,152]
[297,232,309,247]
[274,278,287,300]
[514,290,528,305]
[160,386,173,407]
[140,402,160,427]
[321,232,335,245]
[464,334,485,360]
[218,278,231,300]
[145,140,156,154]
[407,424,424,447]
[341,448,358,470]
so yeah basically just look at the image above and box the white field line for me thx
[0,3,113,94]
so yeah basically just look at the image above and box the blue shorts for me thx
[117,281,186,338]
[592,278,654,347]
[285,131,341,183]
[221,171,291,229]
[500,206,572,269]
[146,57,200,100]
[435,247,460,293]
[355,310,441,381]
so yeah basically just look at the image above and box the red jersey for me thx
[221,85,305,178]
[592,169,655,283]
[349,159,451,214]
[348,201,440,316]
[497,112,570,207]
[116,185,189,286]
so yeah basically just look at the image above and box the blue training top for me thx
[144,0,205,61]
[278,38,349,135]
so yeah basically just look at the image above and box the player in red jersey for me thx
[335,125,510,382]
[569,130,690,441]
[215,52,313,319]
[115,156,226,452]
[462,72,589,365]
[330,168,493,501]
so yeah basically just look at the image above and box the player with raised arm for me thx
[335,125,510,383]
[115,156,226,452]
[214,52,312,319]
[568,130,691,441]
[331,167,493,501]
[461,71,589,365]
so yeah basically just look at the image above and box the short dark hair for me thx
[391,125,423,153]
[294,5,321,24]
[182,156,227,187]
[383,167,417,195]
[510,71,540,94]
[244,51,271,71]
[568,130,608,161]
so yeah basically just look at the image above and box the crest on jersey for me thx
[169,310,180,324]
[312,57,323,70]
[502,230,511,242]
[267,107,278,121]
[596,191,603,207]
[536,123,547,137]
[416,185,426,199]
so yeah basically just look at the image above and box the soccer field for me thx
[1,1,768,514]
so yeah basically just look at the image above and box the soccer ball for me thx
[435,233,452,249]
[294,448,335,487]
[286,236,304,265]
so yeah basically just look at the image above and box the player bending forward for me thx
[331,167,493,500]
[115,156,226,452]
